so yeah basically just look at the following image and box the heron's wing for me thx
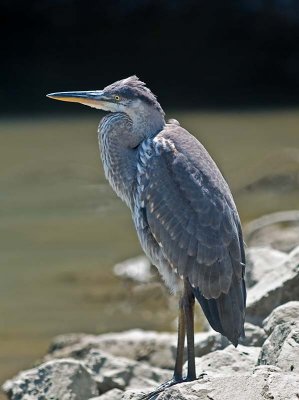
[138,126,245,301]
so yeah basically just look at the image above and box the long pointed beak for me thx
[46,90,109,109]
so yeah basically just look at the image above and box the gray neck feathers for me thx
[98,113,135,207]
[127,101,165,141]
[98,107,165,208]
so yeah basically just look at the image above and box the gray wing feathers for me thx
[139,129,244,302]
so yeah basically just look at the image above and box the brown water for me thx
[0,111,299,390]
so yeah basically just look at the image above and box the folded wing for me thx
[138,126,246,344]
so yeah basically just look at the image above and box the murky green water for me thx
[1,111,299,388]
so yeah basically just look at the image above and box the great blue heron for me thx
[47,76,246,398]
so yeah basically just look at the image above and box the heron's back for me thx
[133,123,246,345]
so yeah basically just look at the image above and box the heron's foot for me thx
[140,377,182,400]
[140,375,195,400]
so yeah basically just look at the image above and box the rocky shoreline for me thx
[2,244,299,399]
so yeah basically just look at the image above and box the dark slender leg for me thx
[141,282,197,399]
[173,297,185,380]
[183,279,196,381]
[140,296,185,399]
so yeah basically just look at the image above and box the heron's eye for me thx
[114,95,120,101]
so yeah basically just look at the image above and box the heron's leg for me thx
[140,296,185,400]
[173,295,185,380]
[183,279,196,381]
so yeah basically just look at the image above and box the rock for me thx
[127,365,299,400]
[3,350,171,399]
[50,333,90,353]
[191,345,260,377]
[244,210,299,252]
[50,329,224,370]
[263,301,299,335]
[5,242,299,400]
[239,323,267,347]
[47,322,265,379]
[195,322,266,357]
[193,331,225,356]
[2,359,98,400]
[258,321,299,373]
[246,246,299,325]
[88,388,123,400]
[113,256,153,283]
[245,246,288,288]
[81,349,172,393]
[47,330,178,370]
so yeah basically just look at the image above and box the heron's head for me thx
[47,76,165,120]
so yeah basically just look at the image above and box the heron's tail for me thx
[193,277,246,346]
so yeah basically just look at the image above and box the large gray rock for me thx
[258,321,299,373]
[125,366,299,400]
[48,330,177,370]
[50,330,223,370]
[263,301,299,335]
[191,345,260,377]
[2,359,98,400]
[2,350,171,399]
[246,246,299,325]
[195,322,266,356]
[239,323,267,347]
[193,331,225,357]
[88,388,123,400]
[81,349,172,393]
[48,322,265,377]
[194,322,267,357]
[244,210,299,252]
[49,332,90,353]
[245,246,288,288]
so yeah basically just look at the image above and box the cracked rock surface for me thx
[2,359,98,400]
[124,366,299,400]
[246,246,299,325]
[258,321,299,373]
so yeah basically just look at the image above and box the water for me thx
[0,111,299,388]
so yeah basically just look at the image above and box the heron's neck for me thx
[98,112,138,208]
[127,101,165,139]
[98,108,165,208]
